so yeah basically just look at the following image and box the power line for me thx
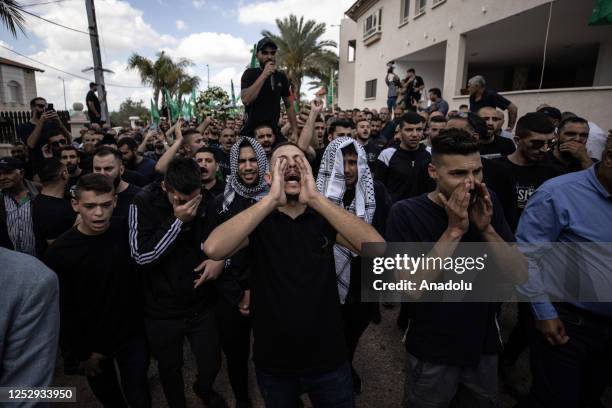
[0,44,150,89]
[19,7,95,36]
[21,0,73,7]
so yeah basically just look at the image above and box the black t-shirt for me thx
[202,179,226,208]
[122,169,148,188]
[115,183,141,217]
[216,149,231,180]
[545,149,596,175]
[386,193,514,366]
[469,89,511,113]
[240,68,290,135]
[363,141,382,173]
[44,218,143,361]
[32,193,77,257]
[478,136,516,159]
[248,208,347,375]
[493,156,559,231]
[375,144,431,202]
[17,121,61,173]
[86,90,101,119]
[132,157,158,183]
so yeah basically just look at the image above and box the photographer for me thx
[17,97,71,174]
[385,65,401,111]
[240,37,299,141]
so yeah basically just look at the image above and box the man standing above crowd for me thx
[86,82,103,125]
[376,112,430,203]
[401,68,424,111]
[477,106,516,158]
[204,143,383,407]
[45,173,150,408]
[468,75,518,131]
[241,37,298,140]
[129,158,225,408]
[385,66,401,110]
[424,88,449,117]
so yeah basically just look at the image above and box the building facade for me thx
[338,0,612,130]
[0,57,43,112]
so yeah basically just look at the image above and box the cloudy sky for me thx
[0,0,353,111]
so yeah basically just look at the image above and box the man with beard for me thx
[387,129,526,407]
[547,116,595,174]
[376,112,430,203]
[118,138,157,183]
[60,146,84,195]
[381,106,405,142]
[217,127,236,179]
[0,157,39,255]
[204,142,383,407]
[254,124,276,161]
[45,174,150,408]
[477,106,516,159]
[369,116,386,150]
[202,137,269,408]
[316,138,391,395]
[31,158,76,257]
[354,118,381,172]
[93,147,141,218]
[423,115,448,153]
[129,158,225,408]
[139,129,167,162]
[241,37,299,140]
[155,120,207,174]
[194,147,225,205]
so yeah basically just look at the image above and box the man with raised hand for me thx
[204,142,384,407]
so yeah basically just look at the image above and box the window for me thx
[6,81,23,104]
[432,0,445,6]
[365,79,377,99]
[401,0,410,23]
[415,0,426,14]
[363,8,382,39]
[348,40,356,62]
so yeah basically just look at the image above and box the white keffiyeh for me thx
[316,137,376,303]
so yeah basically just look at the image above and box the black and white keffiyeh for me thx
[316,137,376,303]
[221,136,269,213]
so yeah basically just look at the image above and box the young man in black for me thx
[375,112,430,203]
[128,158,225,408]
[477,106,517,159]
[195,147,225,206]
[217,127,236,179]
[202,137,269,408]
[316,138,392,395]
[204,143,384,407]
[93,147,141,217]
[240,37,299,139]
[45,173,150,408]
[31,158,76,257]
[118,137,158,183]
[547,116,595,174]
[86,82,102,124]
[386,129,526,407]
[354,118,381,173]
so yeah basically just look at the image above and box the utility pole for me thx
[206,64,210,89]
[58,76,67,111]
[84,0,110,122]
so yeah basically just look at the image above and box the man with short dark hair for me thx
[477,106,516,159]
[401,68,425,111]
[218,127,237,179]
[328,120,355,142]
[241,37,298,139]
[425,88,449,117]
[254,124,276,160]
[547,116,594,174]
[118,138,157,183]
[376,112,430,202]
[93,147,141,217]
[0,156,39,255]
[355,118,381,172]
[155,120,207,174]
[31,158,76,257]
[204,142,384,407]
[468,75,518,131]
[86,82,102,124]
[195,147,225,205]
[387,128,526,407]
[129,157,225,408]
[381,106,405,141]
[423,115,448,152]
[45,173,150,408]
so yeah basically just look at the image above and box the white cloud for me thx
[176,20,187,30]
[237,0,352,42]
[192,0,206,9]
[164,32,251,66]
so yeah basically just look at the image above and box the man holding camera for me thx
[240,37,299,141]
[17,97,71,175]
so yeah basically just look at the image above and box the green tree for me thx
[127,51,200,111]
[109,98,149,127]
[0,0,25,37]
[262,14,338,100]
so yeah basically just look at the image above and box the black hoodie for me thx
[128,181,216,319]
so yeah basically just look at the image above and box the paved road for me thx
[52,304,611,407]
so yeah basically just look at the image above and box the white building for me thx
[0,57,43,112]
[338,0,612,130]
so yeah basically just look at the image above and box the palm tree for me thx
[127,51,200,108]
[0,0,26,38]
[262,15,338,99]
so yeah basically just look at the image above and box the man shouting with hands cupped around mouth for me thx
[204,142,384,408]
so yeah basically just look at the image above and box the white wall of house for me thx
[0,64,37,111]
[339,18,357,109]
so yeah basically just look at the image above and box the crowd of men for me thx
[1,36,612,408]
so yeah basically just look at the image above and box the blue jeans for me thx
[387,96,397,110]
[256,361,354,408]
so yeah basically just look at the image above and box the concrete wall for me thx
[451,87,612,133]
[338,18,357,109]
[0,65,34,112]
[594,42,612,87]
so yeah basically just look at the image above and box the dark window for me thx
[365,79,377,98]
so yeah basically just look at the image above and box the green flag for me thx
[231,79,236,107]
[150,99,160,125]
[163,88,180,122]
[190,89,199,119]
[327,69,334,107]
[181,96,191,121]
[249,44,257,68]
[589,0,612,25]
